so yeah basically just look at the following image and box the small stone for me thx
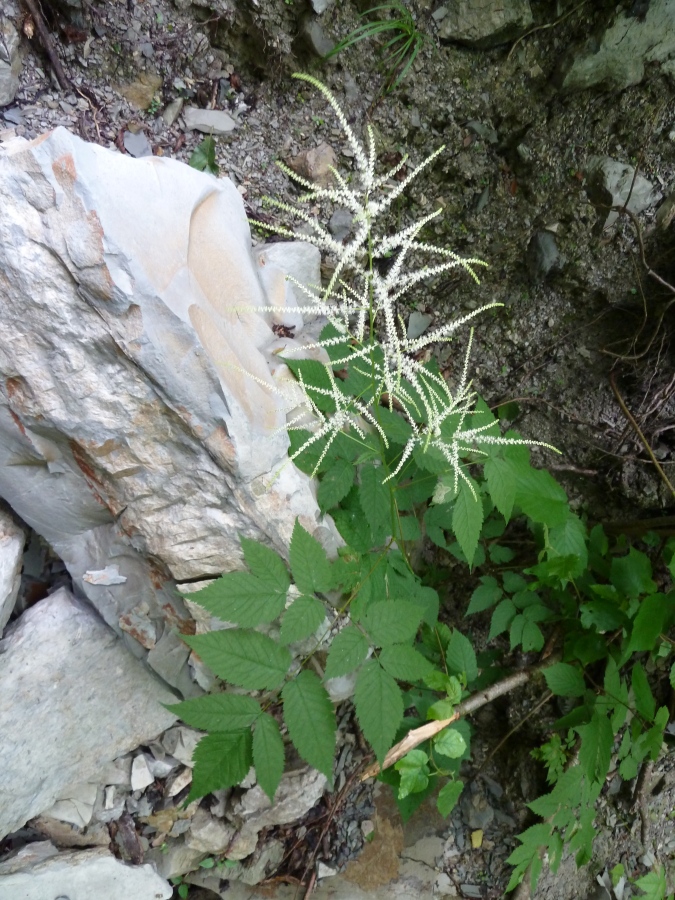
[317,861,337,878]
[310,0,333,12]
[83,565,128,585]
[470,829,483,849]
[328,208,353,242]
[301,18,336,58]
[289,141,337,188]
[460,885,483,898]
[183,106,237,135]
[187,808,236,855]
[123,128,154,160]
[526,230,561,283]
[402,835,445,867]
[407,311,433,341]
[131,754,154,792]
[117,74,163,110]
[162,98,183,126]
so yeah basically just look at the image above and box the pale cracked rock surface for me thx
[226,766,328,860]
[0,127,329,570]
[0,588,177,839]
[0,505,24,634]
[0,127,337,676]
[0,846,172,900]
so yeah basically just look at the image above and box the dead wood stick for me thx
[361,655,560,780]
[22,0,71,90]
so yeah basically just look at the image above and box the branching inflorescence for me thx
[257,73,557,489]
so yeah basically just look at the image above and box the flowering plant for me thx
[168,76,675,897]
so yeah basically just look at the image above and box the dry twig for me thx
[361,657,560,780]
[21,0,71,90]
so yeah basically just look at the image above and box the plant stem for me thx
[361,654,561,779]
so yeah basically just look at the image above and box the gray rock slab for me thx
[0,506,24,633]
[438,0,533,48]
[0,588,177,838]
[554,0,675,93]
[227,767,327,860]
[526,230,561,283]
[586,156,660,228]
[0,848,172,900]
[0,21,20,108]
[183,106,237,134]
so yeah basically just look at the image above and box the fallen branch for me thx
[361,656,560,780]
[21,0,71,91]
[609,370,675,500]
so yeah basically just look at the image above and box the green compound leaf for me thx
[437,779,464,817]
[359,463,392,534]
[355,660,404,762]
[488,598,517,640]
[184,630,291,690]
[379,644,433,681]
[398,515,421,542]
[165,693,261,732]
[253,713,285,803]
[289,520,332,594]
[628,593,673,652]
[467,576,503,615]
[547,514,587,577]
[577,711,613,784]
[189,136,218,175]
[543,663,586,698]
[452,478,483,566]
[631,662,656,721]
[434,727,467,759]
[633,867,667,900]
[240,537,290,591]
[395,749,429,799]
[318,457,355,512]
[364,600,424,646]
[280,595,326,645]
[324,626,370,680]
[521,619,544,652]
[187,730,252,802]
[187,571,287,628]
[282,670,336,778]
[484,456,517,521]
[514,467,569,527]
[446,629,478,682]
[610,547,656,598]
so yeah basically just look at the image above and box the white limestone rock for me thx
[0,847,172,900]
[0,505,23,634]
[0,588,177,839]
[0,127,333,577]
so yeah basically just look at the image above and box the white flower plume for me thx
[254,73,558,484]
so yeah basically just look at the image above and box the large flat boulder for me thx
[0,588,177,838]
[0,845,172,900]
